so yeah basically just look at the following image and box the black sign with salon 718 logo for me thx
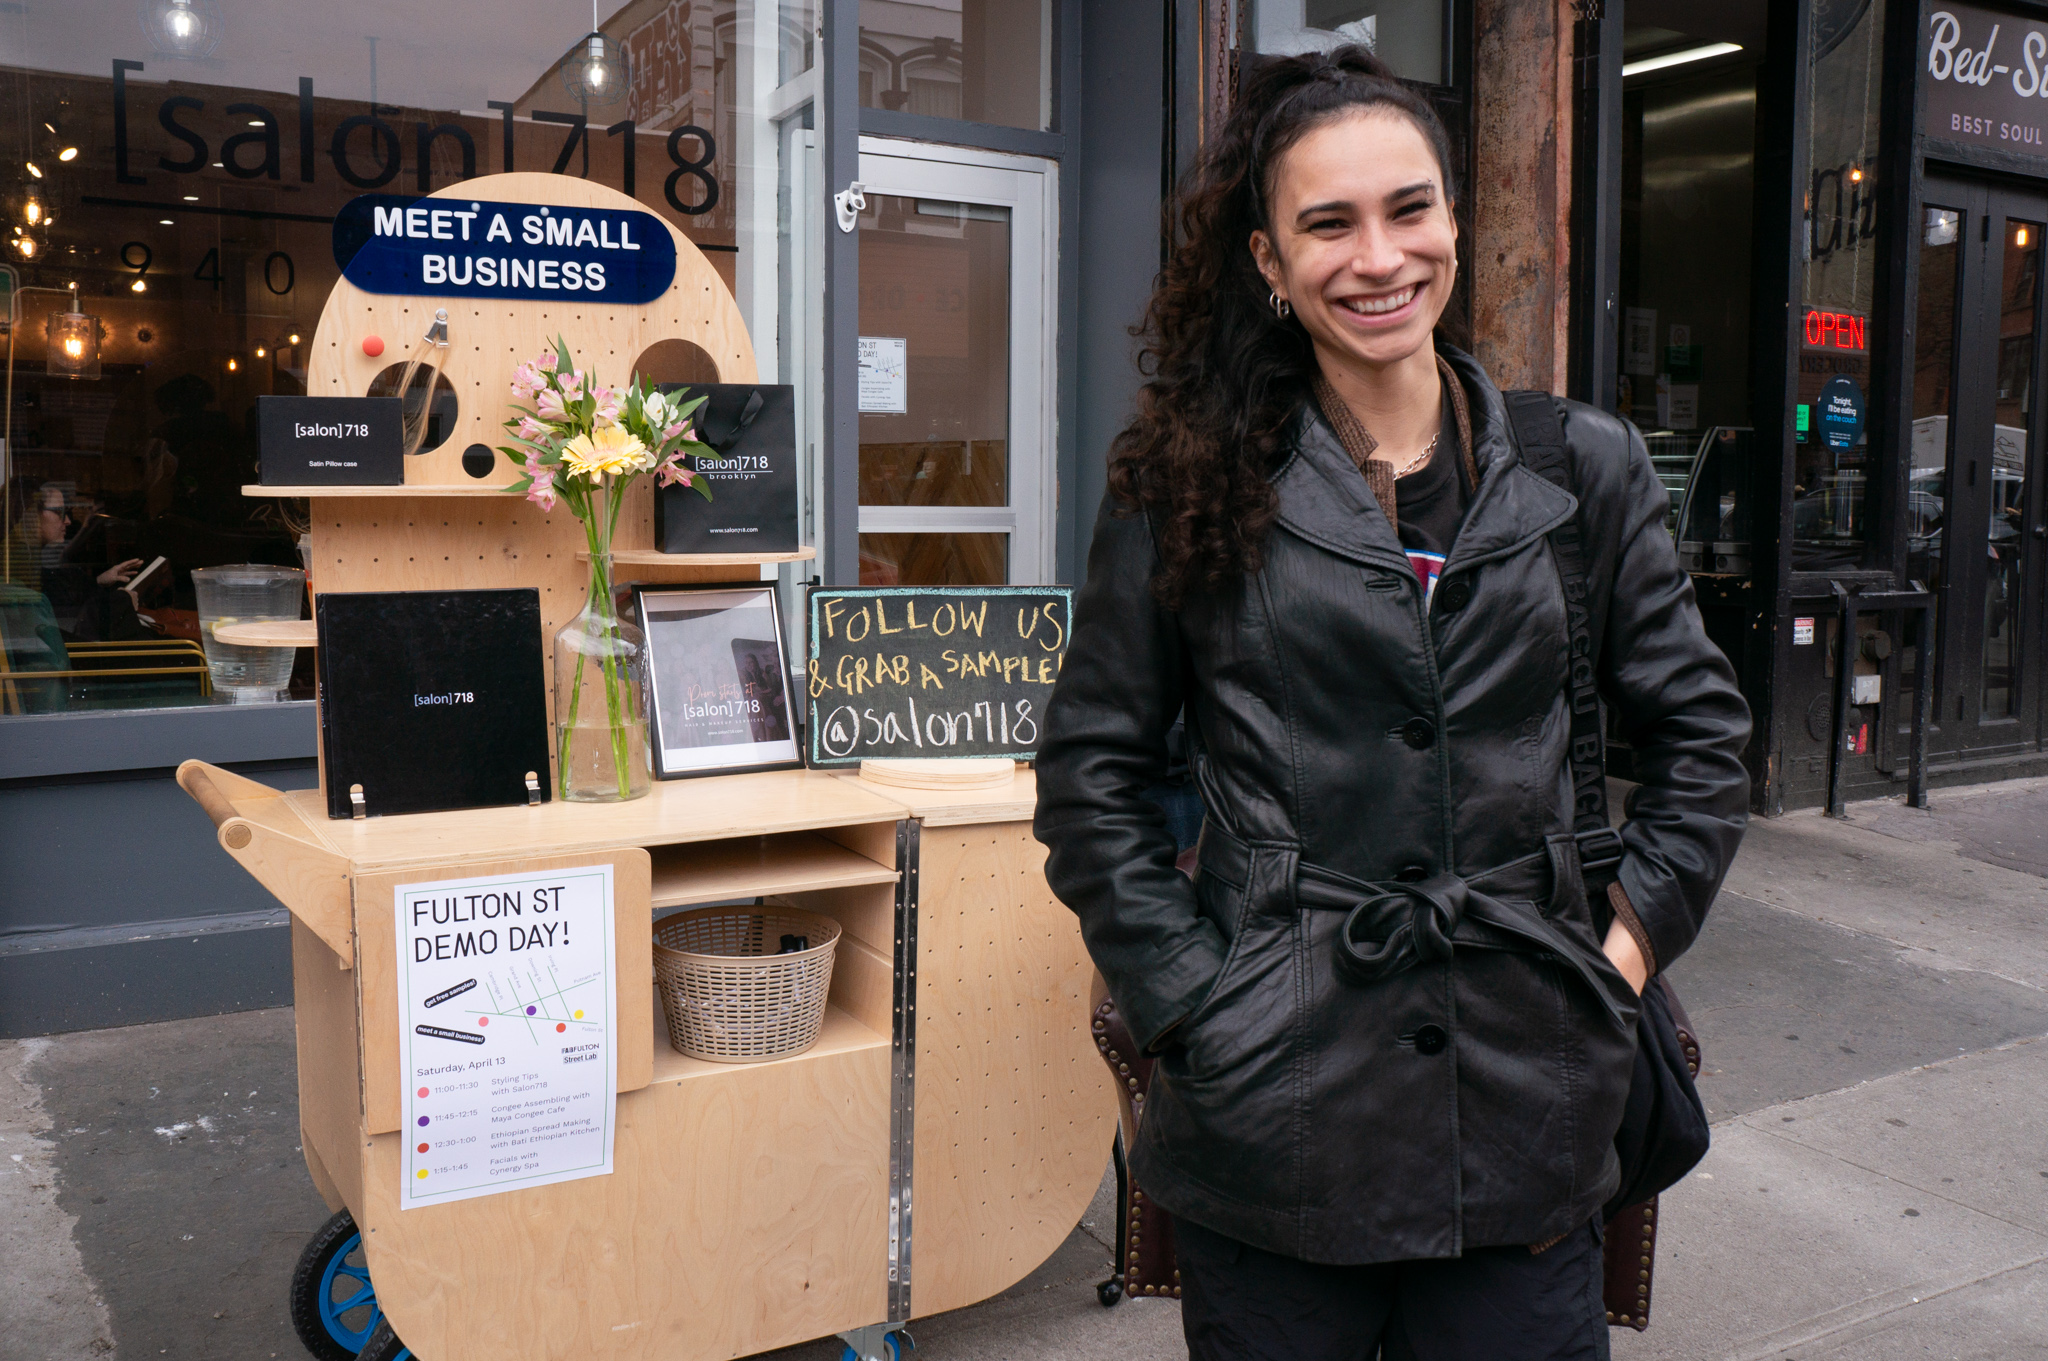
[805,586,1072,765]
[1924,5,2048,158]
[258,395,404,486]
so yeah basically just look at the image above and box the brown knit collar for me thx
[1309,354,1479,534]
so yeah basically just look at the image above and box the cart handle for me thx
[177,759,256,850]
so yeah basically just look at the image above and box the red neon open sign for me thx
[1804,308,1868,352]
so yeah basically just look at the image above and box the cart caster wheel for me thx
[840,1333,912,1361]
[288,1209,385,1361]
[358,1319,413,1361]
[1098,1276,1125,1307]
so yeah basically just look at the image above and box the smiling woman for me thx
[1036,40,1754,1361]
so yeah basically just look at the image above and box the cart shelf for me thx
[646,999,888,1087]
[649,831,900,910]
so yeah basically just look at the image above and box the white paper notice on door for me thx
[858,336,908,413]
[395,863,616,1209]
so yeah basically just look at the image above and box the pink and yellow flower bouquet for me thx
[498,337,715,801]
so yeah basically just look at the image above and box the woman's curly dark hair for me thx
[1108,45,1462,608]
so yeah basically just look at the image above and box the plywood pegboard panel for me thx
[302,171,757,494]
[298,173,769,792]
[908,821,1119,1318]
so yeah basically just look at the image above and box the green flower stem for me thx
[588,485,633,800]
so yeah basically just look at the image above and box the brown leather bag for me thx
[1088,982,1702,1328]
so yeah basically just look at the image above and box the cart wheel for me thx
[1097,1275,1125,1307]
[839,1333,912,1361]
[287,1209,385,1361]
[358,1319,413,1361]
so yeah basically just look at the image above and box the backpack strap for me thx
[1501,391,1624,888]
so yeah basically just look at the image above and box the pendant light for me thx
[563,0,629,106]
[144,0,223,58]
[46,285,104,381]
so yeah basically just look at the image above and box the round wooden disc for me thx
[857,758,1017,791]
[212,620,319,647]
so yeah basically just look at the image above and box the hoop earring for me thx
[1270,290,1292,320]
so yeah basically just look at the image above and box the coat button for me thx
[1413,1024,1448,1055]
[1401,717,1436,749]
[1438,579,1472,611]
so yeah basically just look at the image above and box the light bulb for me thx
[25,161,41,179]
[131,279,147,293]
[16,238,36,258]
[63,336,86,359]
[58,147,77,162]
[287,333,301,345]
[151,0,217,57]
[24,200,42,226]
[226,357,238,371]
[2021,227,2033,248]
[563,31,628,104]
[254,346,267,357]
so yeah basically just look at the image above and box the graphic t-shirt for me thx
[1392,390,1472,605]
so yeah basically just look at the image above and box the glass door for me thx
[1909,177,2048,759]
[853,140,1055,585]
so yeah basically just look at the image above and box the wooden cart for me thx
[178,759,1116,1360]
[180,170,1114,1359]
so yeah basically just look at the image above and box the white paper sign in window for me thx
[858,336,908,414]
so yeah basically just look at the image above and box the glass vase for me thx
[553,549,650,803]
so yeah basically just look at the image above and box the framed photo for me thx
[634,584,801,779]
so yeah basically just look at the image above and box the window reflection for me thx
[1,2,791,713]
[1984,219,2037,719]
[1795,0,1886,570]
[1247,0,1448,84]
[858,0,1053,130]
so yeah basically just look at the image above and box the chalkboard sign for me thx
[805,586,1071,766]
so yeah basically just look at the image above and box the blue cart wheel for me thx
[287,1210,385,1361]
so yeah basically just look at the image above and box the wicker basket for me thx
[651,906,841,1063]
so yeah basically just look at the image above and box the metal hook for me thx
[424,308,449,346]
[834,181,868,233]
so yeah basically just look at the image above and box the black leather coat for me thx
[1034,348,1750,1265]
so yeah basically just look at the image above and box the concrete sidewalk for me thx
[6,778,2048,1360]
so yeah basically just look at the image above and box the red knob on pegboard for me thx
[362,335,385,358]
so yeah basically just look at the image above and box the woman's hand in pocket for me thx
[1601,919,1649,996]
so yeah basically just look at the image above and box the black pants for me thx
[1177,1216,1611,1361]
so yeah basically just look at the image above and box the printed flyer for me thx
[394,863,616,1209]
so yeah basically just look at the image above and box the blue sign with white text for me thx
[1816,374,1866,452]
[332,195,677,305]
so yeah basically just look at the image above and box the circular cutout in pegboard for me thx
[367,362,459,453]
[461,443,497,479]
[632,338,722,385]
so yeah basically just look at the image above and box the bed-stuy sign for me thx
[805,585,1071,765]
[333,193,678,304]
[395,863,616,1209]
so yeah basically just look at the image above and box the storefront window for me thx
[1248,0,1448,86]
[857,0,1054,130]
[1796,0,1887,569]
[1,1,813,717]
[1616,21,1756,561]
